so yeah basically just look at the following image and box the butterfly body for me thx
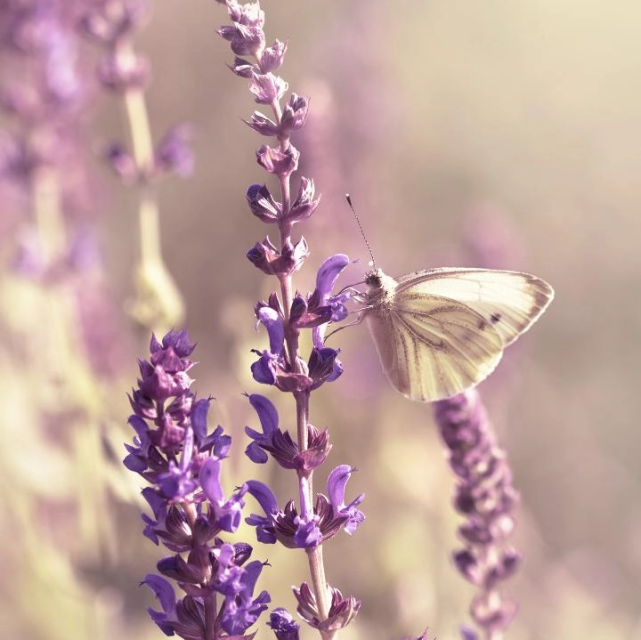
[362,267,554,402]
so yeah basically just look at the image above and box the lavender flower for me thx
[126,330,271,639]
[214,0,363,634]
[434,390,520,639]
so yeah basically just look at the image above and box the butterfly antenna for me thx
[346,194,376,269]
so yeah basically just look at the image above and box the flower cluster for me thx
[434,390,521,640]
[126,330,271,638]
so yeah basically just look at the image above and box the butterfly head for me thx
[364,268,384,291]
[364,267,398,308]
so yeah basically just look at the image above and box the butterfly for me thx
[360,267,554,402]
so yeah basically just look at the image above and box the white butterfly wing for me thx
[394,268,554,346]
[365,268,553,402]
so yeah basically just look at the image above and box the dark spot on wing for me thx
[478,319,488,330]
[491,312,502,324]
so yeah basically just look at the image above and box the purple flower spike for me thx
[214,0,361,633]
[125,332,270,635]
[435,390,521,638]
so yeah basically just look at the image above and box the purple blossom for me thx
[244,467,363,548]
[250,255,349,392]
[244,394,330,471]
[326,465,365,535]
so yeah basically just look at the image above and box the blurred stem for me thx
[33,164,66,262]
[117,41,184,333]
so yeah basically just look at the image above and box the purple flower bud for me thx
[285,176,320,223]
[105,142,138,182]
[256,144,299,177]
[154,124,194,177]
[246,183,281,222]
[308,347,343,389]
[290,295,333,329]
[470,593,517,634]
[249,72,288,104]
[292,514,322,548]
[228,1,265,28]
[280,93,309,135]
[157,553,205,584]
[293,583,361,632]
[97,51,150,92]
[218,24,265,57]
[79,1,149,45]
[247,237,308,276]
[245,110,280,137]
[229,56,256,78]
[156,460,198,501]
[260,39,287,73]
[268,608,300,640]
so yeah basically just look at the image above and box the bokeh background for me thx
[2,1,640,639]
